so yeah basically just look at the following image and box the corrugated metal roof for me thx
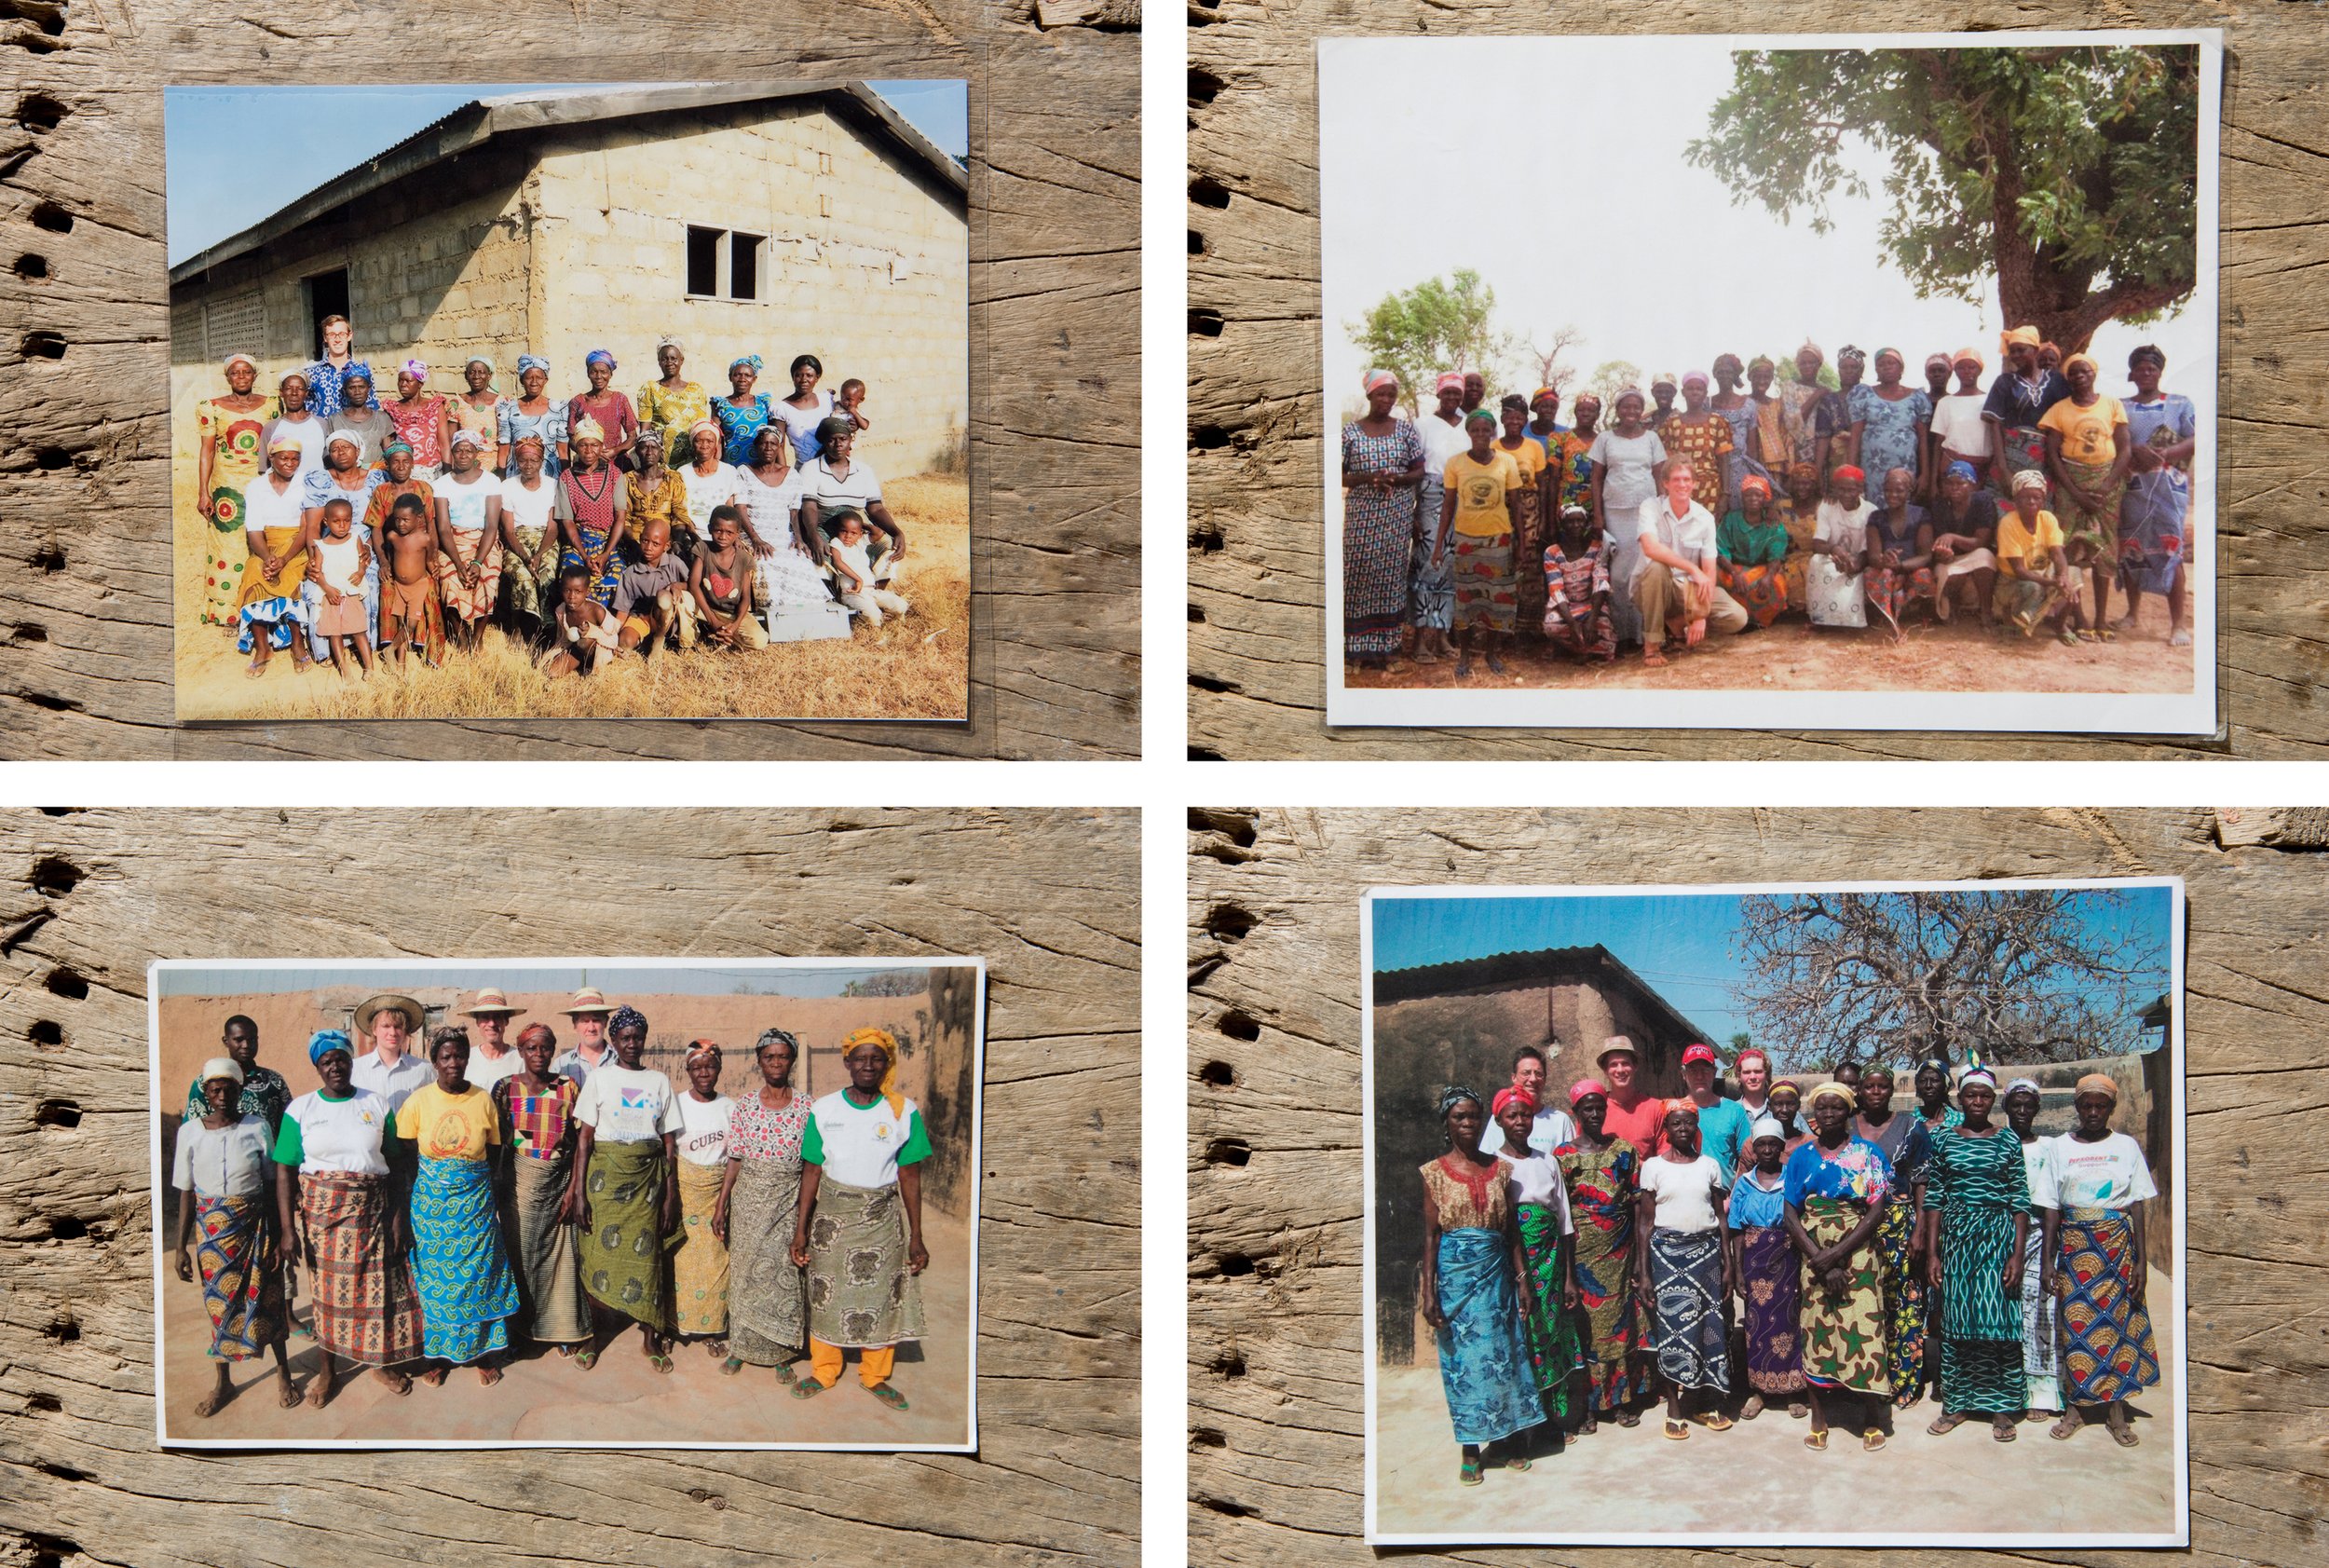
[169,80,967,287]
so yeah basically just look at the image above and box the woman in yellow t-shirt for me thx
[1437,405,1524,678]
[1994,470,2085,644]
[1493,396,1552,642]
[2036,353,2130,639]
[397,1026,521,1384]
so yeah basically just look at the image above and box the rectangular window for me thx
[729,232,764,301]
[685,225,721,297]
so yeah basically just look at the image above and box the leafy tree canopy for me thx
[1685,45,2198,351]
[1348,269,1515,413]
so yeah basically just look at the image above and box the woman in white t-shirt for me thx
[671,1039,736,1357]
[272,1029,426,1404]
[1587,389,1670,648]
[735,426,852,641]
[798,417,906,593]
[1493,1088,1582,1425]
[1633,1100,1735,1438]
[173,1056,293,1415]
[789,1027,932,1407]
[565,1004,684,1371]
[2035,1073,2161,1445]
[496,435,562,639]
[1926,348,1995,487]
[680,419,742,560]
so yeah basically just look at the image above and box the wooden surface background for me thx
[1188,807,2324,1566]
[0,3,1138,759]
[0,807,1140,1567]
[1188,3,2329,758]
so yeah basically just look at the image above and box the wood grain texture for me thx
[0,3,1138,758]
[1188,806,2322,1567]
[1188,3,2329,759]
[0,807,1139,1567]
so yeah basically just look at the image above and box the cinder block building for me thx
[169,82,969,480]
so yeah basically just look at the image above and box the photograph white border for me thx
[1358,877,2189,1548]
[1320,29,2223,736]
[147,953,987,1452]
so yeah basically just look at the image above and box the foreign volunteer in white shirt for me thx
[1631,462,1749,656]
[347,994,431,1114]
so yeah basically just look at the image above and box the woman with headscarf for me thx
[1912,1056,1962,1138]
[194,352,279,630]
[2002,1078,2061,1423]
[498,355,568,478]
[681,418,743,565]
[1921,1067,2028,1438]
[1927,460,2002,624]
[671,1038,734,1356]
[1635,1101,1734,1438]
[2036,1073,2160,1446]
[1927,348,1993,490]
[1766,1080,1811,1157]
[775,353,838,464]
[1778,344,1842,477]
[714,354,778,467]
[1491,395,1551,640]
[566,1003,683,1371]
[495,434,562,641]
[181,1014,293,1135]
[382,360,452,481]
[1587,388,1669,648]
[1545,390,1601,526]
[1409,372,1471,665]
[621,426,690,562]
[1439,404,1525,679]
[1709,354,1764,514]
[235,434,317,677]
[554,416,629,607]
[1552,1081,1642,1430]
[1805,465,1874,630]
[1727,1114,1806,1420]
[258,372,328,484]
[1982,325,2071,493]
[1417,1084,1540,1481]
[2117,344,2196,647]
[397,1025,520,1385]
[450,355,504,470]
[638,337,712,463]
[716,1028,813,1384]
[274,1029,425,1406]
[2039,351,2132,637]
[492,1022,589,1354]
[1995,469,2086,643]
[734,425,852,642]
[1492,1087,1577,1429]
[1746,355,1788,473]
[1853,1064,1936,1408]
[1848,348,1931,496]
[173,1056,294,1414]
[1784,1081,1895,1451]
[323,365,396,471]
[1716,474,1793,626]
[1862,466,1935,640]
[1341,368,1425,668]
[790,1027,932,1409]
[1659,372,1735,523]
[567,348,639,469]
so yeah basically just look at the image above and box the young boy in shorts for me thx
[378,492,444,667]
[611,518,699,656]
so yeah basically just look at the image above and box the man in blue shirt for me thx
[1682,1042,1753,1176]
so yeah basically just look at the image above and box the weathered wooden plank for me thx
[0,5,1138,758]
[1188,2,2329,758]
[0,807,1139,1567]
[1189,807,2325,1566]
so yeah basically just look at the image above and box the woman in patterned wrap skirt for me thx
[1922,1069,2029,1440]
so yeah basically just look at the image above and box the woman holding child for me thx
[556,417,629,607]
[735,426,852,642]
[236,435,316,676]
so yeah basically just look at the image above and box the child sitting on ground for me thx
[304,497,375,679]
[830,513,911,628]
[838,377,870,432]
[688,505,770,652]
[378,492,444,668]
[1541,503,1616,663]
[539,565,625,676]
[612,519,699,656]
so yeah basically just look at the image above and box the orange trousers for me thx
[809,1338,896,1389]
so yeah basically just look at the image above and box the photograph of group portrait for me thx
[1360,879,2186,1548]
[147,957,984,1451]
[1320,30,2219,733]
[166,79,969,723]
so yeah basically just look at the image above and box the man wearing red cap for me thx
[1682,1042,1752,1178]
[1595,1035,1666,1157]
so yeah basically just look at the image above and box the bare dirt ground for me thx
[159,1207,971,1447]
[1347,592,2195,696]
[1372,1265,2177,1541]
[172,474,970,722]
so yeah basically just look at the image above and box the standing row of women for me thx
[1341,334,2198,675]
[1414,1059,2160,1481]
[169,1000,933,1416]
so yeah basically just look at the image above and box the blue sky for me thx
[1370,886,2174,1050]
[164,80,969,266]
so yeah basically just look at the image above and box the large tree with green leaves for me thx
[1347,269,1514,413]
[1685,44,2199,352]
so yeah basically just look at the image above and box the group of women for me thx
[169,994,933,1419]
[1342,332,2198,677]
[190,325,913,679]
[1416,1054,2161,1483]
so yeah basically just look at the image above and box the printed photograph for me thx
[1320,31,2219,732]
[166,80,970,723]
[148,958,983,1450]
[1360,880,2186,1547]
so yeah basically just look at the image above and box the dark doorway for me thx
[303,268,350,358]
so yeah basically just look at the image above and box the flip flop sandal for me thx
[1993,1422,2018,1442]
[1862,1428,1886,1452]
[1696,1413,1734,1432]
[1927,1412,1967,1437]
[1458,1455,1483,1486]
[791,1378,828,1399]
[2050,1413,2082,1440]
[573,1349,599,1370]
[1663,1419,1690,1440]
[1616,1410,1641,1427]
[647,1354,674,1375]
[720,1357,745,1376]
[1505,1454,1530,1472]
[277,1382,303,1409]
[867,1383,910,1411]
[2110,1423,2140,1448]
[1804,1429,1829,1451]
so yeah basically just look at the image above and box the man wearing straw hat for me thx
[551,988,621,1088]
[457,988,527,1093]
[349,993,429,1115]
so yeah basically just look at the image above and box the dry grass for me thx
[171,473,970,721]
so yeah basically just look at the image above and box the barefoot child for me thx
[612,519,699,655]
[539,565,625,677]
[838,377,871,432]
[304,498,376,679]
[688,506,770,651]
[830,514,911,627]
[378,492,447,668]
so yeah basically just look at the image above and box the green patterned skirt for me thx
[1515,1203,1577,1417]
